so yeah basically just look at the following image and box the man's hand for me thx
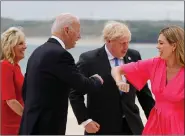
[91,74,104,84]
[85,121,100,133]
[116,81,130,93]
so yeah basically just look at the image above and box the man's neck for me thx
[51,34,66,49]
[52,33,63,41]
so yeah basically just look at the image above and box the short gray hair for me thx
[102,21,131,41]
[51,13,79,34]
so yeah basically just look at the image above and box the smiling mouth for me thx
[159,51,163,56]
[20,51,25,54]
[122,50,127,53]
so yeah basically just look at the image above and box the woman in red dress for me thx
[1,27,27,135]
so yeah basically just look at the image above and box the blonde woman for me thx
[1,27,27,135]
[111,26,184,134]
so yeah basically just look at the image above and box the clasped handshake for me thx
[91,74,129,93]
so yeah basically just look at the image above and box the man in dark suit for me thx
[69,21,155,135]
[19,13,103,135]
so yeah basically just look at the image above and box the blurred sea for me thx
[19,43,158,74]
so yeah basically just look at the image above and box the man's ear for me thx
[63,26,69,34]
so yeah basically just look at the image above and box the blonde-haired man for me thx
[70,21,155,135]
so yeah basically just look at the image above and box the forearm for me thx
[111,66,124,83]
[6,99,24,116]
[69,90,90,124]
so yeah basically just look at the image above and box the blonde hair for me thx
[102,21,131,41]
[159,26,184,67]
[1,27,25,64]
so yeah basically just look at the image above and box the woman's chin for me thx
[159,55,168,60]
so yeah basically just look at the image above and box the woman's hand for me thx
[116,81,130,93]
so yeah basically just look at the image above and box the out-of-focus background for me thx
[1,1,184,134]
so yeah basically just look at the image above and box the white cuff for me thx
[81,119,93,127]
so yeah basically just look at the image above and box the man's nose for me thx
[77,33,81,40]
[23,43,27,49]
[156,44,160,49]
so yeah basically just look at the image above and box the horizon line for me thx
[1,16,184,22]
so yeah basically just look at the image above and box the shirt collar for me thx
[104,44,123,60]
[51,35,65,49]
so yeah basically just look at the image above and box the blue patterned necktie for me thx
[114,58,122,95]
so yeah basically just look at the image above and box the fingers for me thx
[93,124,99,132]
[91,74,104,84]
[117,81,129,93]
[85,121,100,133]
[97,76,104,84]
[126,84,130,92]
[94,121,100,129]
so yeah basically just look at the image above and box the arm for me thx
[6,99,24,116]
[69,53,93,124]
[111,66,125,84]
[112,57,154,91]
[53,51,103,93]
[111,66,130,92]
[2,62,24,116]
[69,90,89,125]
[69,54,100,133]
[70,90,99,133]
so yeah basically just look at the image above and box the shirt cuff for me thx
[81,119,93,127]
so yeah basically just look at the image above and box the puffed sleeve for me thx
[121,58,155,91]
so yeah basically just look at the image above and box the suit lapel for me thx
[123,53,132,84]
[97,45,122,96]
[97,46,132,75]
[123,53,132,64]
[97,45,112,75]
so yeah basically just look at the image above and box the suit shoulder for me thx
[28,42,72,66]
[79,47,101,60]
[35,42,68,58]
[127,48,140,57]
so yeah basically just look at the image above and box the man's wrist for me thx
[81,119,93,127]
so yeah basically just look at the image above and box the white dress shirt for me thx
[81,45,126,127]
[51,35,65,49]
